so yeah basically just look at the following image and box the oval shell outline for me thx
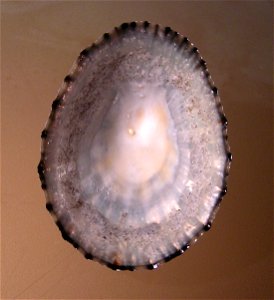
[38,21,231,271]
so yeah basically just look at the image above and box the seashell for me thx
[38,21,231,270]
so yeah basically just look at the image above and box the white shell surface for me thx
[78,82,182,227]
[41,24,228,268]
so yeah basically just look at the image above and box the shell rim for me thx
[38,21,232,271]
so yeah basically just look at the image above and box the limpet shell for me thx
[38,21,231,270]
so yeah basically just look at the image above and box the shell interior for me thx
[39,22,230,270]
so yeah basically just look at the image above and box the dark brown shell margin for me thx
[38,21,232,271]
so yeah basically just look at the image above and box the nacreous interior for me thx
[42,23,228,268]
[78,82,184,228]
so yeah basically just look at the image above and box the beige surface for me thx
[1,1,273,299]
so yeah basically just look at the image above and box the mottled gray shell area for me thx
[38,22,231,270]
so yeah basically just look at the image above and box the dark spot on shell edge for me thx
[55,220,79,249]
[41,129,48,139]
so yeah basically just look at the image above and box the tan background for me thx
[1,1,273,299]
